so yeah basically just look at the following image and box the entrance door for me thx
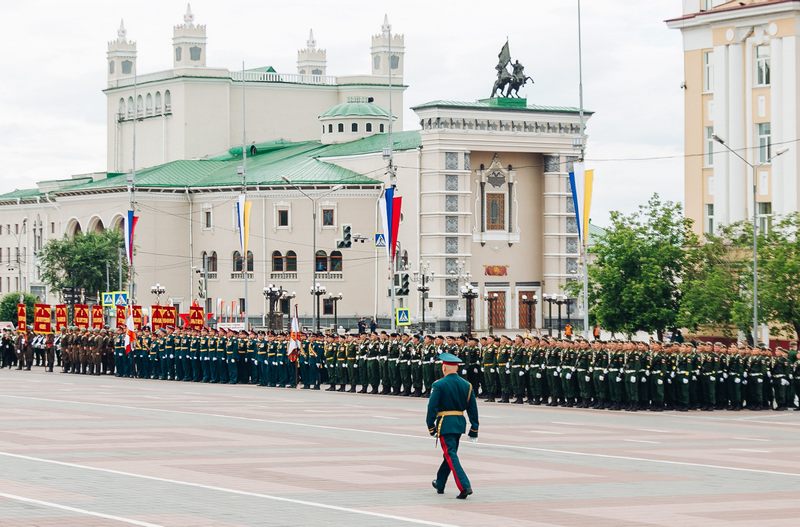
[518,290,537,331]
[487,291,506,329]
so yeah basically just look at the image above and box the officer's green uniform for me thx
[336,339,348,391]
[422,341,437,396]
[481,342,497,402]
[388,337,401,394]
[398,338,412,395]
[591,347,609,408]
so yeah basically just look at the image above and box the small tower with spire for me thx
[107,19,137,85]
[173,3,207,68]
[297,29,326,76]
[371,14,404,77]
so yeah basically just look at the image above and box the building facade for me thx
[668,0,800,235]
[0,7,591,332]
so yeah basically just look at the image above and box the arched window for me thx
[246,250,254,272]
[328,124,333,133]
[190,46,202,61]
[155,91,162,113]
[272,251,283,272]
[208,251,218,272]
[118,98,125,119]
[379,123,385,133]
[201,251,208,270]
[145,93,153,116]
[127,97,134,118]
[136,95,143,117]
[351,123,358,132]
[330,250,342,272]
[315,250,328,272]
[337,123,344,133]
[286,250,297,272]
[164,90,172,112]
[366,122,372,132]
[232,251,243,272]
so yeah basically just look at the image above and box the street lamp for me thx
[483,291,499,336]
[262,283,286,331]
[283,290,296,331]
[282,176,343,331]
[460,283,479,337]
[712,134,788,343]
[310,282,327,332]
[327,292,343,330]
[521,294,538,333]
[414,261,434,334]
[542,294,555,336]
[150,283,166,305]
[555,294,567,338]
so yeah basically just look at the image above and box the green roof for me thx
[412,99,591,114]
[319,102,391,119]
[316,131,421,158]
[0,188,43,200]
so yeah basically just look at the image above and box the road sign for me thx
[375,233,386,248]
[102,291,128,307]
[395,307,410,327]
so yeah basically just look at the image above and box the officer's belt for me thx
[436,411,464,417]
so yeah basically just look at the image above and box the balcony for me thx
[231,70,337,85]
[315,271,343,281]
[230,272,254,280]
[270,271,298,281]
[205,272,218,280]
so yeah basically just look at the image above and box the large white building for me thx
[668,0,800,235]
[0,6,591,332]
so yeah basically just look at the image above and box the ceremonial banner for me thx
[124,209,139,265]
[55,304,67,331]
[132,305,143,330]
[568,162,595,246]
[189,305,205,330]
[34,304,52,334]
[91,304,104,329]
[116,305,126,329]
[17,303,27,332]
[152,305,177,330]
[125,308,136,354]
[378,187,403,263]
[74,304,89,329]
[163,306,177,328]
[287,306,301,362]
[236,194,252,254]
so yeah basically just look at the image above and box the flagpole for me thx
[128,67,137,309]
[387,19,397,332]
[577,0,590,339]
[241,60,248,330]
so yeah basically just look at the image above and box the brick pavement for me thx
[0,369,798,526]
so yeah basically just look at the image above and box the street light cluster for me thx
[542,293,570,338]
[460,283,479,337]
[150,283,166,304]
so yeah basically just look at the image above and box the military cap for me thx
[438,352,462,365]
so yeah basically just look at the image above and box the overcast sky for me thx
[0,0,685,225]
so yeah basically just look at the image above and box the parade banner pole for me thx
[577,0,590,339]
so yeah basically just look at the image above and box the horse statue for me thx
[491,62,513,98]
[504,60,533,98]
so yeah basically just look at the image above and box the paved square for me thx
[0,370,798,526]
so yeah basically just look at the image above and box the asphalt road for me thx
[0,369,798,526]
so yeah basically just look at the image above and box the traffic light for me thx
[198,279,206,299]
[337,224,352,249]
[396,273,410,296]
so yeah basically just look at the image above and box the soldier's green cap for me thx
[438,352,462,365]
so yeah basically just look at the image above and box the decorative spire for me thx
[184,2,194,24]
[117,19,127,40]
[307,29,316,49]
[382,14,391,36]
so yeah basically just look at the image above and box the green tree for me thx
[39,230,127,301]
[0,292,37,325]
[576,194,697,339]
[757,213,800,341]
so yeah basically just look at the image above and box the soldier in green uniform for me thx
[335,334,348,392]
[257,332,269,387]
[426,352,479,500]
[495,336,512,403]
[575,339,594,408]
[623,341,640,411]
[388,333,401,395]
[590,340,609,409]
[357,333,369,393]
[324,334,337,391]
[377,332,390,394]
[345,333,359,392]
[607,342,625,410]
[410,334,423,397]
[480,337,498,402]
[509,335,527,404]
[526,337,544,405]
[545,342,563,406]
[422,335,437,397]
[772,348,791,410]
[560,340,578,407]
[649,341,666,411]
[225,329,238,384]
[398,333,412,396]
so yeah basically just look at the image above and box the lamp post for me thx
[483,291,499,336]
[542,294,555,336]
[460,283,479,337]
[521,294,538,333]
[414,261,434,334]
[262,283,285,331]
[554,294,567,338]
[150,283,166,305]
[283,291,296,331]
[8,218,28,302]
[712,134,788,344]
[282,176,343,331]
[310,282,327,332]
[327,292,343,330]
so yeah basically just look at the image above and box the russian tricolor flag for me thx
[379,187,402,263]
[124,209,139,266]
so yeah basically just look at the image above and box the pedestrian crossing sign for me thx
[103,291,128,307]
[374,233,386,248]
[395,307,411,326]
[102,292,114,306]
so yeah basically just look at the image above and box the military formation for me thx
[5,327,800,412]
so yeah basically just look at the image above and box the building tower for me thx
[107,19,136,86]
[173,3,207,68]
[371,14,404,78]
[297,29,327,76]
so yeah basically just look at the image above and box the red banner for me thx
[151,305,177,331]
[91,304,104,329]
[17,303,26,332]
[74,304,89,329]
[55,304,67,331]
[132,305,142,330]
[189,305,205,330]
[116,305,126,329]
[34,303,52,334]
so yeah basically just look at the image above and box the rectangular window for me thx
[239,298,245,315]
[566,217,578,234]
[14,224,18,235]
[756,45,771,86]
[445,195,458,212]
[566,258,578,275]
[445,216,458,233]
[758,122,771,163]
[50,222,55,234]
[277,209,289,227]
[705,203,714,234]
[758,202,772,234]
[486,194,505,230]
[703,50,713,91]
[203,210,212,229]
[323,298,334,315]
[705,127,714,166]
[445,237,458,254]
[322,208,334,226]
[445,174,459,191]
[445,152,459,170]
